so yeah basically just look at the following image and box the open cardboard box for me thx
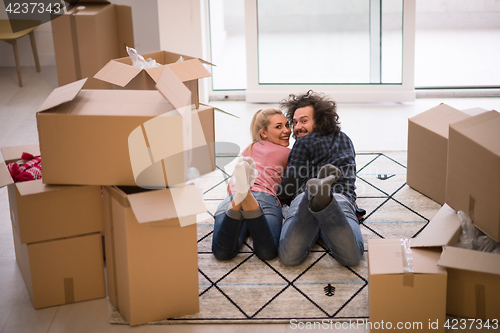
[368,238,447,332]
[369,204,500,328]
[0,145,106,309]
[37,70,215,186]
[102,184,206,326]
[0,145,103,244]
[413,204,500,320]
[51,0,134,89]
[446,110,500,242]
[94,50,213,108]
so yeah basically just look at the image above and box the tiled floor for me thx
[0,66,499,332]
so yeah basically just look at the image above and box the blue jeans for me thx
[278,191,364,267]
[212,191,283,260]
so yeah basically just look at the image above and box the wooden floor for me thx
[0,66,498,332]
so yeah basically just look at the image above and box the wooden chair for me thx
[0,20,41,87]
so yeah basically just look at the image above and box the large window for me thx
[208,0,500,101]
[415,0,500,88]
[208,0,415,102]
[256,0,403,85]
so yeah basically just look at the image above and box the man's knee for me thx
[336,247,363,267]
[278,246,306,266]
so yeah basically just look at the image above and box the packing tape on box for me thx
[401,238,414,287]
[69,8,82,80]
[64,278,75,304]
[475,284,486,319]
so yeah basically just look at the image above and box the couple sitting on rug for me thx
[212,90,364,267]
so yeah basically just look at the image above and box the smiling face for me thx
[292,105,315,139]
[259,114,291,147]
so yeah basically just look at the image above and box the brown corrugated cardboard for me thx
[94,50,213,107]
[462,107,490,116]
[37,78,215,186]
[438,246,500,320]
[12,227,106,309]
[0,145,103,244]
[51,2,134,89]
[410,204,462,248]
[407,104,470,205]
[446,110,500,241]
[368,238,447,332]
[102,184,205,326]
[411,204,500,318]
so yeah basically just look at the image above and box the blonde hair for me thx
[243,108,284,156]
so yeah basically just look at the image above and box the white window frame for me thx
[245,0,415,103]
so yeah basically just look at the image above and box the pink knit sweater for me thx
[229,140,290,202]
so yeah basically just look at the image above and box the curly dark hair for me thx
[280,90,340,137]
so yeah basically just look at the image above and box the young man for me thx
[277,90,364,267]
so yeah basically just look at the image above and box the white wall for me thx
[157,0,210,102]
[157,0,205,58]
[0,0,161,67]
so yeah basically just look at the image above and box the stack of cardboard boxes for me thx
[0,146,106,309]
[368,104,500,331]
[6,10,218,323]
[35,48,217,324]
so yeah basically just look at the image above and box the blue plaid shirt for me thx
[277,131,357,206]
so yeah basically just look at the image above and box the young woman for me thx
[212,108,291,260]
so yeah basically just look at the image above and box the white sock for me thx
[241,156,258,187]
[232,160,250,195]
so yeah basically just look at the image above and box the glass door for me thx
[246,0,414,102]
[207,0,416,102]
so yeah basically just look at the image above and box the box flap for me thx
[461,107,489,117]
[0,163,12,188]
[127,185,206,224]
[93,60,142,87]
[438,246,500,276]
[409,103,469,139]
[200,103,239,118]
[38,78,87,112]
[368,238,445,275]
[0,145,40,163]
[15,179,72,197]
[197,58,215,66]
[144,66,164,83]
[411,204,462,248]
[155,65,191,111]
[166,59,211,83]
[0,145,40,189]
[450,110,500,156]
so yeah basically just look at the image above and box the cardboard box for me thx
[407,104,471,205]
[410,203,462,249]
[0,145,103,244]
[12,223,106,309]
[94,50,213,108]
[368,238,447,332]
[412,204,500,319]
[438,247,500,320]
[36,77,215,186]
[102,184,206,326]
[51,1,134,89]
[446,110,500,241]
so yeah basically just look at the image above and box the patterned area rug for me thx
[110,152,441,325]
